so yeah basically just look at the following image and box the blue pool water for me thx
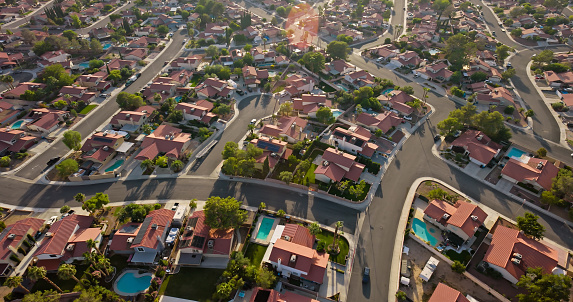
[331,109,343,118]
[105,160,124,172]
[337,85,349,92]
[256,217,274,240]
[381,88,394,95]
[507,147,527,159]
[10,120,24,129]
[428,49,440,55]
[116,272,152,294]
[175,96,182,102]
[103,43,112,50]
[412,218,438,246]
[78,62,90,69]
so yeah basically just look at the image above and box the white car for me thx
[403,116,413,121]
[250,119,257,124]
[390,109,399,115]
[47,216,59,225]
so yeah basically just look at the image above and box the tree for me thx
[157,25,169,36]
[330,221,344,253]
[470,71,488,82]
[450,86,464,98]
[511,28,523,37]
[437,117,463,136]
[316,107,334,124]
[4,276,29,294]
[301,52,325,74]
[21,29,37,44]
[206,45,219,58]
[60,205,70,214]
[0,156,10,167]
[63,130,82,151]
[278,102,293,117]
[308,221,322,235]
[451,260,466,273]
[204,196,247,230]
[276,6,286,17]
[279,171,293,184]
[400,86,415,95]
[502,68,516,81]
[262,156,270,176]
[57,264,80,284]
[243,44,252,52]
[90,39,103,54]
[540,191,560,210]
[516,212,545,240]
[106,70,122,86]
[171,160,184,172]
[525,109,535,117]
[28,266,62,293]
[74,193,85,204]
[89,59,104,70]
[56,159,78,178]
[117,203,160,223]
[53,100,67,110]
[432,0,451,28]
[116,92,144,110]
[396,291,407,301]
[537,147,547,157]
[243,53,254,65]
[71,14,82,28]
[256,267,276,289]
[533,50,554,66]
[326,41,350,60]
[375,129,383,137]
[222,141,239,159]
[495,45,512,62]
[22,290,60,302]
[1,75,14,89]
[348,180,368,199]
[444,33,476,70]
[517,267,571,302]
[82,193,110,215]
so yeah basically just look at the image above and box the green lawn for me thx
[304,164,317,184]
[190,74,202,87]
[316,231,350,265]
[318,81,336,93]
[244,243,267,266]
[31,264,90,293]
[79,104,98,115]
[445,250,472,265]
[159,267,224,301]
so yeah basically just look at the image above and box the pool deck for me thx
[250,216,279,246]
[113,269,153,296]
[411,201,444,247]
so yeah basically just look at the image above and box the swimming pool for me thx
[175,96,182,102]
[256,217,274,240]
[331,109,343,118]
[428,49,440,55]
[103,43,112,50]
[412,218,438,246]
[507,147,527,159]
[10,120,25,129]
[78,62,90,69]
[105,159,124,172]
[337,85,349,92]
[114,271,152,295]
[381,88,394,95]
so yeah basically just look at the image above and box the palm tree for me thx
[74,193,85,204]
[1,75,14,90]
[86,239,100,255]
[422,87,431,105]
[95,255,112,277]
[330,221,344,253]
[83,251,103,276]
[247,123,255,135]
[57,264,79,284]
[308,222,322,236]
[27,266,62,293]
[4,276,30,294]
[140,159,154,171]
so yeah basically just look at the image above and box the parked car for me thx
[506,62,513,69]
[171,202,179,211]
[250,119,257,124]
[434,135,441,142]
[46,157,60,167]
[47,216,59,226]
[236,89,245,96]
[100,93,108,98]
[403,115,413,121]
[362,267,370,283]
[535,75,544,80]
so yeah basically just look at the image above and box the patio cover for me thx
[130,252,157,264]
[120,124,140,132]
[116,142,134,153]
[177,251,203,266]
[270,225,285,244]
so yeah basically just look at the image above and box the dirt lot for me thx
[416,180,461,200]
[401,237,498,302]
[2,210,32,225]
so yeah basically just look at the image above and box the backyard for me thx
[316,231,350,265]
[318,81,336,93]
[244,243,267,266]
[31,264,90,292]
[444,249,472,265]
[189,74,202,87]
[159,267,224,301]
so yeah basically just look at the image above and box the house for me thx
[483,225,560,284]
[0,128,37,155]
[175,100,216,124]
[40,50,70,63]
[0,102,19,127]
[265,224,328,284]
[195,78,234,99]
[451,130,501,166]
[34,215,101,271]
[129,36,160,48]
[156,69,192,87]
[423,199,488,242]
[134,26,156,36]
[282,74,315,97]
[248,287,320,302]
[0,217,44,276]
[314,147,365,183]
[148,82,177,99]
[90,27,114,39]
[543,70,573,89]
[330,125,380,158]
[415,61,453,82]
[292,94,332,118]
[135,124,192,161]
[356,111,402,133]
[3,82,46,99]
[427,283,471,302]
[250,136,291,170]
[75,74,106,90]
[377,90,415,116]
[170,56,202,71]
[501,157,559,191]
[344,70,375,88]
[26,108,68,135]
[177,210,234,266]
[369,44,399,60]
[110,106,156,132]
[104,59,137,71]
[110,209,175,264]
[324,60,356,76]
[389,51,423,68]
[242,66,269,87]
[80,132,125,165]
[259,116,307,143]
[123,48,148,61]
[59,86,88,98]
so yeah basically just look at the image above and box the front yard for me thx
[159,268,224,301]
[316,231,350,265]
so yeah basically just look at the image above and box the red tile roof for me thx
[130,209,174,250]
[135,124,191,160]
[268,239,329,283]
[428,283,470,302]
[484,226,558,281]
[452,130,501,165]
[281,224,315,248]
[501,158,559,191]
[109,222,141,252]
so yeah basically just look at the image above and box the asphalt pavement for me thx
[15,30,187,179]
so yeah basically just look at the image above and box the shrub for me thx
[14,152,28,160]
[504,106,515,114]
[17,247,26,255]
[316,240,326,252]
[552,102,568,112]
[0,156,11,167]
[9,254,20,263]
[451,260,466,273]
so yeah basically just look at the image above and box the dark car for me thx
[433,135,441,142]
[362,267,370,283]
[67,210,75,215]
[46,157,60,167]
[247,86,253,92]
[236,89,245,96]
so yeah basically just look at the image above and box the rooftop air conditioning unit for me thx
[66,244,75,251]
[513,253,522,259]
[283,235,291,241]
[511,258,521,265]
[443,214,451,220]
[151,224,158,229]
[290,255,297,263]
[322,160,329,166]
[45,232,53,237]
[127,237,134,243]
[471,215,479,221]
[7,234,15,239]
[537,163,544,169]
